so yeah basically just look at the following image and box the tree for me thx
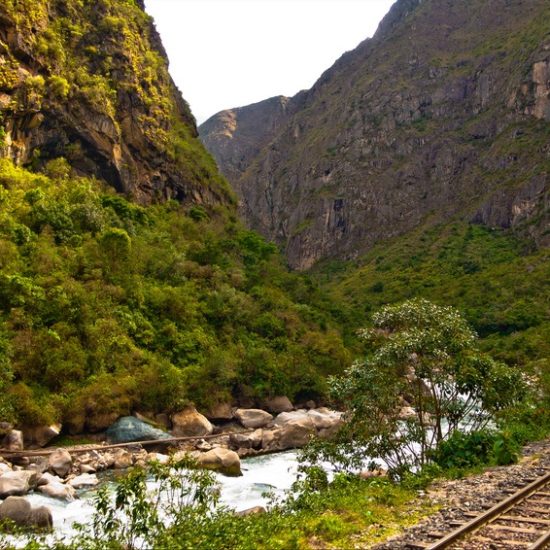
[328,299,526,473]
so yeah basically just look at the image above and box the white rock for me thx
[234,409,273,429]
[68,473,99,489]
[48,449,73,477]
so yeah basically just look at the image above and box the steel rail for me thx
[424,470,550,549]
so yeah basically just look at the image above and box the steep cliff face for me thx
[199,94,306,186]
[200,0,550,269]
[0,0,232,205]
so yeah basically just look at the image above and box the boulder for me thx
[146,452,170,465]
[205,402,234,421]
[68,473,99,489]
[105,416,170,444]
[171,407,213,437]
[260,396,293,414]
[261,428,281,450]
[359,468,388,480]
[48,448,73,477]
[278,418,316,450]
[236,506,266,516]
[0,470,39,497]
[24,424,62,448]
[3,429,24,451]
[38,479,76,501]
[306,408,344,430]
[79,463,96,474]
[0,496,52,530]
[234,409,273,429]
[196,447,242,476]
[112,449,133,469]
[273,410,308,426]
[0,461,12,474]
[398,406,416,420]
[229,429,263,450]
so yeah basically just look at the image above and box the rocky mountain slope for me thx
[200,0,550,269]
[0,0,231,205]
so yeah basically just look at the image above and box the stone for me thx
[0,461,13,474]
[273,410,308,426]
[146,452,170,465]
[278,418,316,450]
[229,428,263,450]
[171,407,213,437]
[23,424,62,448]
[398,406,416,420]
[0,496,53,530]
[105,416,170,443]
[3,429,24,451]
[236,506,266,516]
[48,448,73,477]
[79,463,96,474]
[261,428,281,450]
[38,479,76,501]
[195,447,242,477]
[259,396,293,414]
[68,473,99,489]
[306,408,344,430]
[112,449,133,469]
[359,468,388,480]
[234,409,273,429]
[0,470,39,497]
[205,402,234,421]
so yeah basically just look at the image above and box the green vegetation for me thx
[22,458,435,550]
[320,222,549,374]
[323,299,525,473]
[0,0,232,201]
[0,158,348,428]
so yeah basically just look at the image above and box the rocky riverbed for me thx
[0,403,344,531]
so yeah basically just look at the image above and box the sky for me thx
[144,0,395,124]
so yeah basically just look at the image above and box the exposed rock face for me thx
[205,403,234,422]
[200,0,550,269]
[2,429,24,451]
[200,95,305,185]
[0,0,231,206]
[171,407,213,437]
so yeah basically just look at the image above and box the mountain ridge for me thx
[200,0,550,269]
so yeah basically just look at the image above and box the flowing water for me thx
[23,450,300,541]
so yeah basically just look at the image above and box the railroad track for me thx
[407,470,550,550]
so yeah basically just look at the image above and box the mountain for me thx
[0,0,348,431]
[0,0,231,205]
[200,0,550,270]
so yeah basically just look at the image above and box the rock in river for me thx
[234,409,273,429]
[171,407,213,437]
[0,496,52,530]
[105,416,171,443]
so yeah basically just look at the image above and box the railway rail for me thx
[407,470,550,550]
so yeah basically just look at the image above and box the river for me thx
[24,450,301,541]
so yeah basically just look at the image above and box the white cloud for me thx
[145,0,395,123]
